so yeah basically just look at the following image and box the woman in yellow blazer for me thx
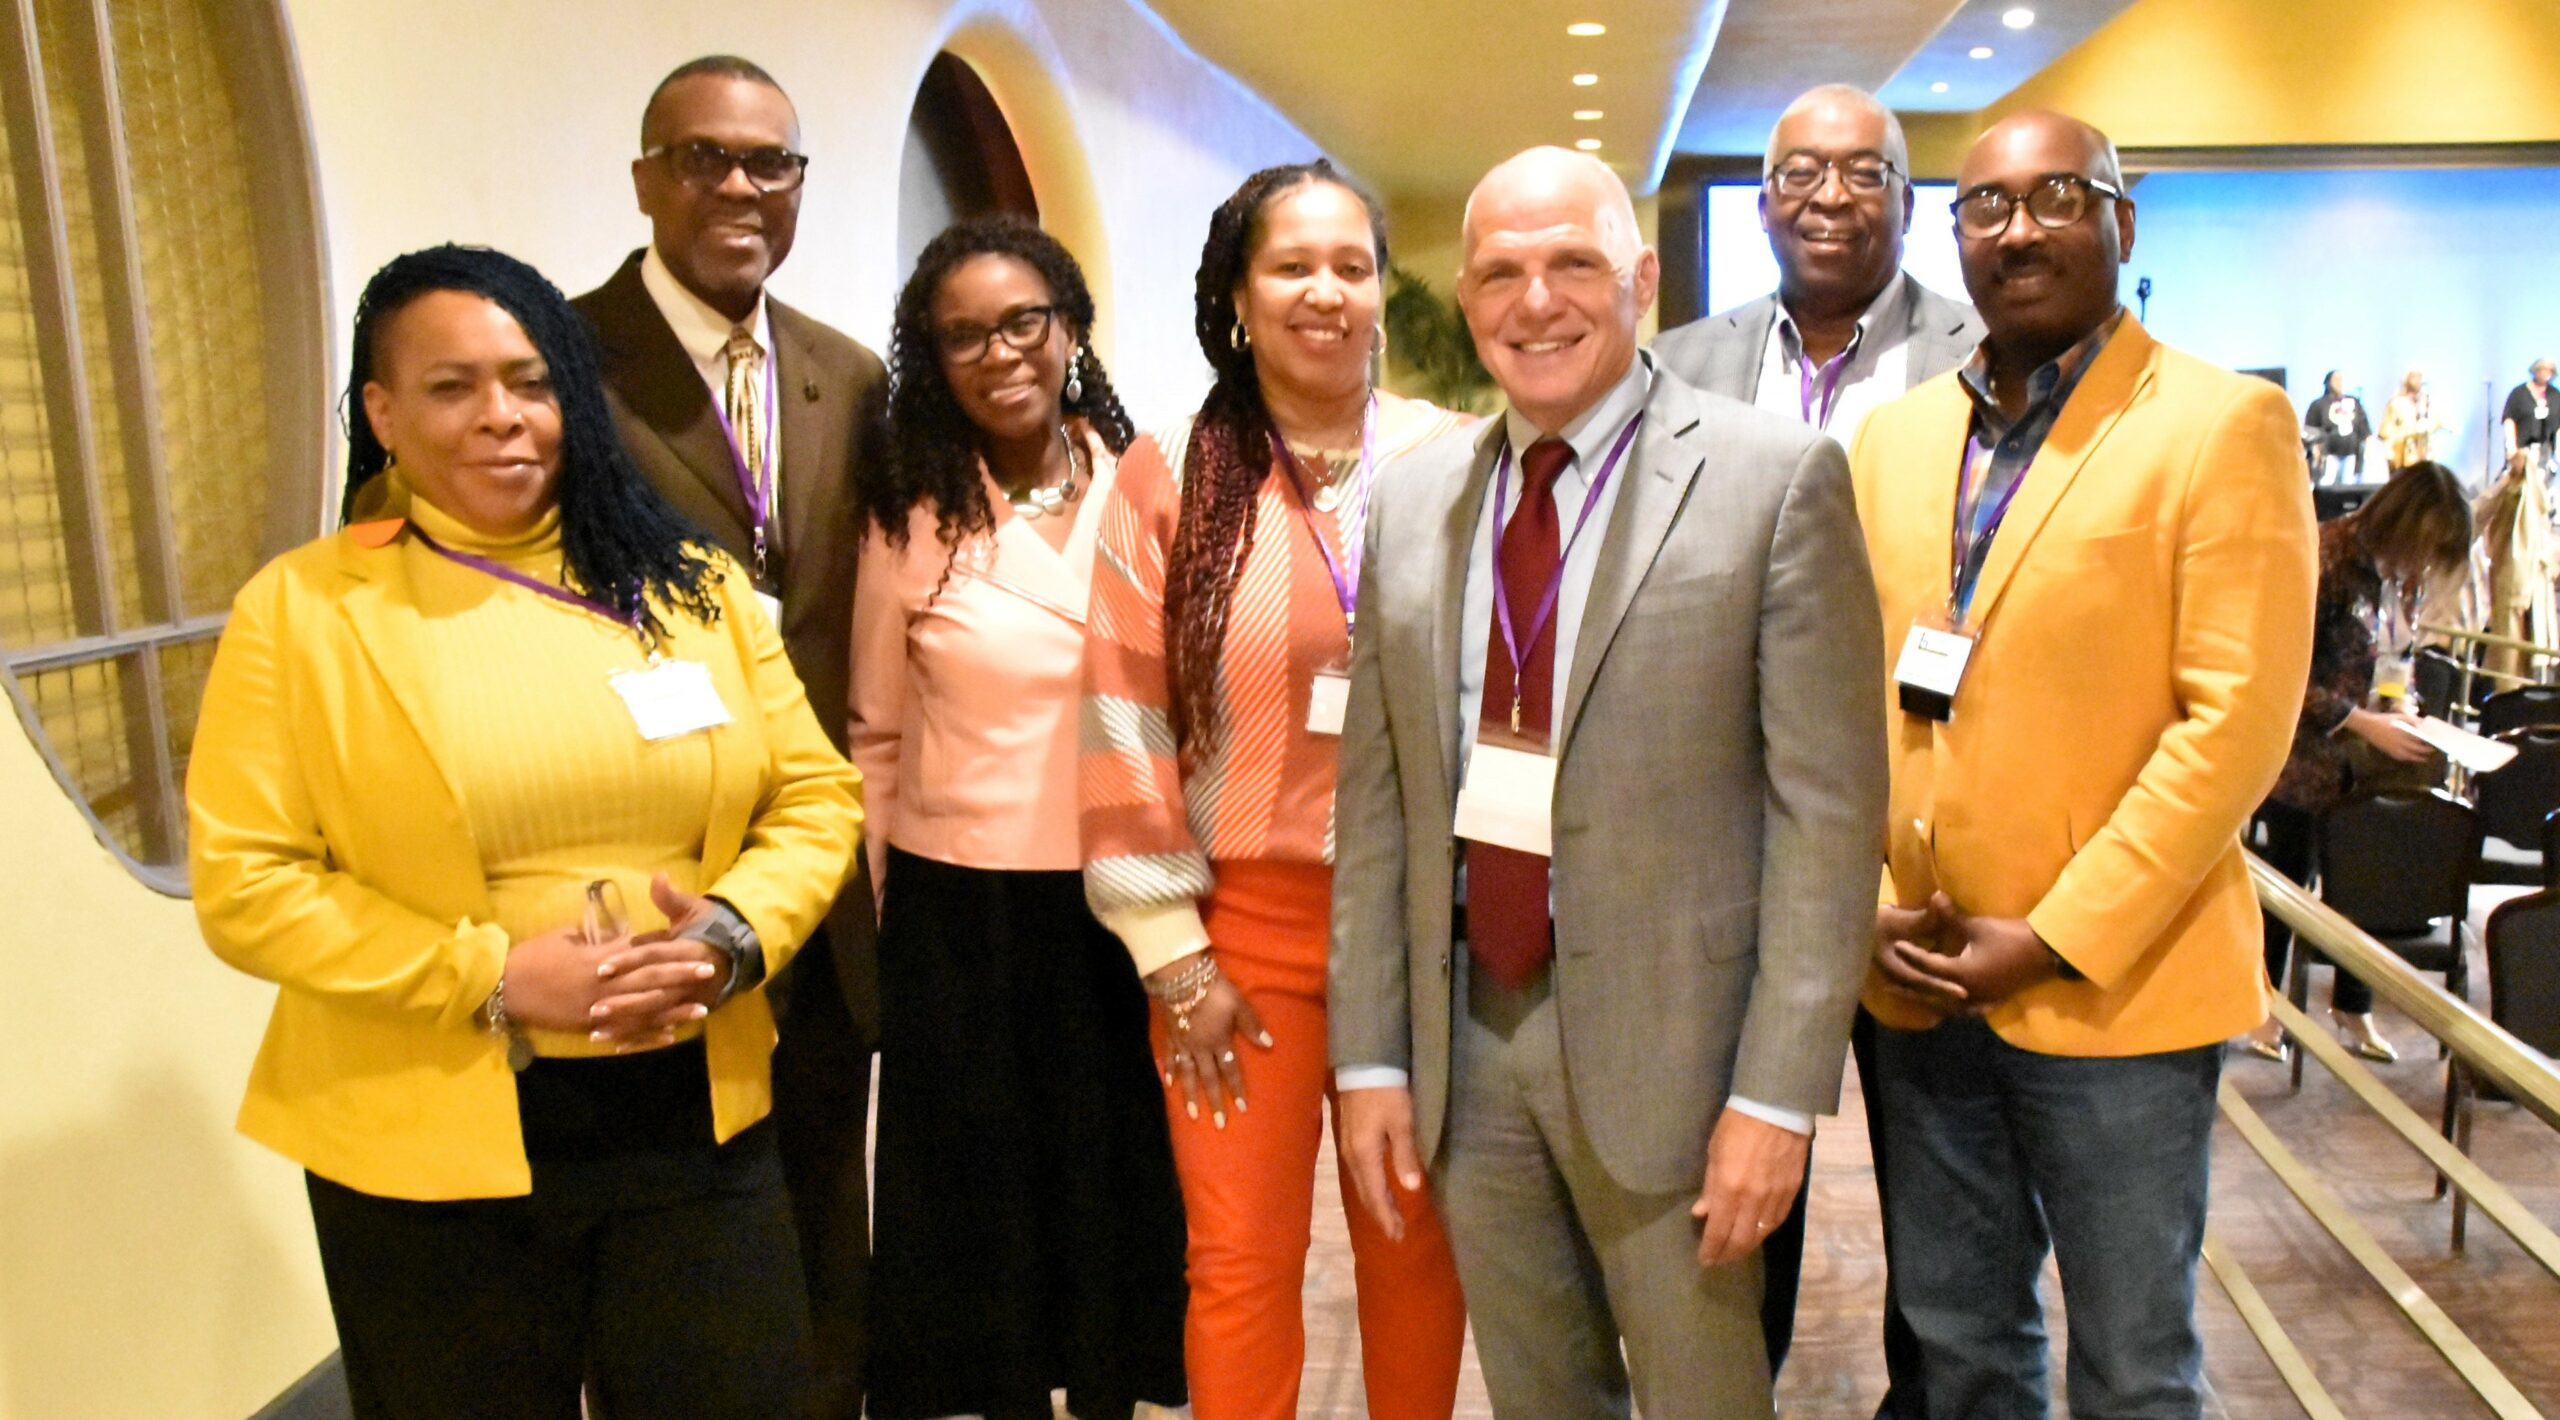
[187,245,860,1420]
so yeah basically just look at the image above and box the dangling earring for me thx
[1064,345,1084,404]
[1370,325,1385,357]
[1229,320,1251,352]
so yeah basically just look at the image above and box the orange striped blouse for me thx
[1080,393,1472,975]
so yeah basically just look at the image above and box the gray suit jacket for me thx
[574,251,889,1036]
[1327,366,1889,1194]
[1652,272,1982,405]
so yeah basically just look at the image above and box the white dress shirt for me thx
[640,244,782,528]
[1751,274,1913,447]
[1339,352,1810,1136]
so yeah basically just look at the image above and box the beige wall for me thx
[0,3,1316,1415]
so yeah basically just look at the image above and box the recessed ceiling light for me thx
[2002,6,2035,27]
[1931,81,1950,93]
[1969,45,1995,58]
[1572,72,1600,86]
[1573,109,1603,121]
[1566,22,1606,37]
[1575,137,1604,151]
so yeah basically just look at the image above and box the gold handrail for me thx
[2419,622,2560,661]
[2247,853,2560,1133]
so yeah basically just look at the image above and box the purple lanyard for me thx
[1489,410,1645,720]
[1948,433,2028,625]
[409,525,645,643]
[1269,394,1378,635]
[1797,337,1856,430]
[711,343,781,579]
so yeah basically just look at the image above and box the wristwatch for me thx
[681,898,767,1006]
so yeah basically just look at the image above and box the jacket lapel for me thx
[1960,319,2161,632]
[1723,297,1778,403]
[1434,422,1502,797]
[330,527,483,870]
[582,253,754,543]
[768,298,851,589]
[1559,381,1705,754]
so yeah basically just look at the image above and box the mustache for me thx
[1995,251,2058,280]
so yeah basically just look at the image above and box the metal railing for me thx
[2420,621,2560,712]
[2207,856,2560,1418]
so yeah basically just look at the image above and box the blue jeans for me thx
[1875,1017,2222,1420]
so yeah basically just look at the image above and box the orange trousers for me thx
[1155,860,1467,1420]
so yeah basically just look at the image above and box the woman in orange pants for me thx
[1081,159,1469,1419]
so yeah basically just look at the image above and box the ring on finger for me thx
[1219,1050,1237,1064]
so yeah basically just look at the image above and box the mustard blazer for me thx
[1849,317,2316,1056]
[187,518,862,1201]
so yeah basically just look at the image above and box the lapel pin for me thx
[804,381,820,401]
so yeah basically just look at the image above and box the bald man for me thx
[1329,147,1887,1419]
[1853,113,2312,1418]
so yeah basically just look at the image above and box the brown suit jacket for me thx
[575,250,888,1037]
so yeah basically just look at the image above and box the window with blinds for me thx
[0,0,324,892]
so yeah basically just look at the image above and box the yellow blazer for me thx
[1849,317,2316,1055]
[187,519,862,1200]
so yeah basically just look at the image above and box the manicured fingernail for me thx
[696,963,715,978]
[1186,1102,1198,1120]
[590,1029,607,1042]
[1235,1098,1248,1113]
[597,964,614,977]
[691,1004,709,1020]
[590,1004,607,1018]
[1213,1111,1226,1129]
[1257,1031,1274,1047]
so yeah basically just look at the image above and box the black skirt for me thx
[866,848,1189,1420]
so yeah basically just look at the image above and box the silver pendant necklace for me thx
[1007,424,1085,519]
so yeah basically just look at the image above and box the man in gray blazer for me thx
[1656,83,1978,1413]
[1656,84,1980,445]
[1331,146,1887,1419]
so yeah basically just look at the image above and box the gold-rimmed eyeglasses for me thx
[1767,153,1902,199]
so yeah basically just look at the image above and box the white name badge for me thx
[1307,672,1351,736]
[609,659,733,741]
[1453,739,1557,857]
[753,590,785,629]
[1893,624,1975,722]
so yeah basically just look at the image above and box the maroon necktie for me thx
[1466,436,1572,988]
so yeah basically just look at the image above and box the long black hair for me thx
[1163,159,1384,764]
[340,244,721,643]
[871,215,1135,556]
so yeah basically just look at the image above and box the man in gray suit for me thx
[1331,146,1887,1419]
[1656,83,1978,1413]
[1656,84,1980,443]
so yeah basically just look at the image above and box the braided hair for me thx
[340,244,722,644]
[1163,160,1385,764]
[871,215,1136,560]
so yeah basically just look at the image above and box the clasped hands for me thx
[1875,890,2061,1018]
[496,873,734,1047]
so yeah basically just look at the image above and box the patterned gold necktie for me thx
[723,325,770,574]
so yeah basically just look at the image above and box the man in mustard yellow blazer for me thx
[1847,112,2315,1419]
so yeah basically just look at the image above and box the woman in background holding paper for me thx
[2243,462,2474,1064]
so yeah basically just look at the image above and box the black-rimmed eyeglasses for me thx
[644,140,810,194]
[1767,154,1902,198]
[935,305,1055,364]
[1951,174,2124,239]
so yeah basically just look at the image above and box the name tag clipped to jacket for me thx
[1452,727,1556,857]
[1307,671,1351,736]
[1893,619,1974,723]
[609,659,733,741]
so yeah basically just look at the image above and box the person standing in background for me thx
[572,55,886,1420]
[2379,367,2445,471]
[1653,82,1976,1412]
[2303,370,2371,486]
[2503,358,2558,474]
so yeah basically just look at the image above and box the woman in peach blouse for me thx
[851,216,1185,1420]
[1082,160,1469,1420]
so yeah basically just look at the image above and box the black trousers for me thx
[307,1122,809,1420]
[2256,800,2373,1014]
[1759,1008,1927,1418]
[768,926,877,1420]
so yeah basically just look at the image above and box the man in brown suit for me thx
[573,55,885,1419]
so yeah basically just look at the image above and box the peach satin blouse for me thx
[849,445,1117,895]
